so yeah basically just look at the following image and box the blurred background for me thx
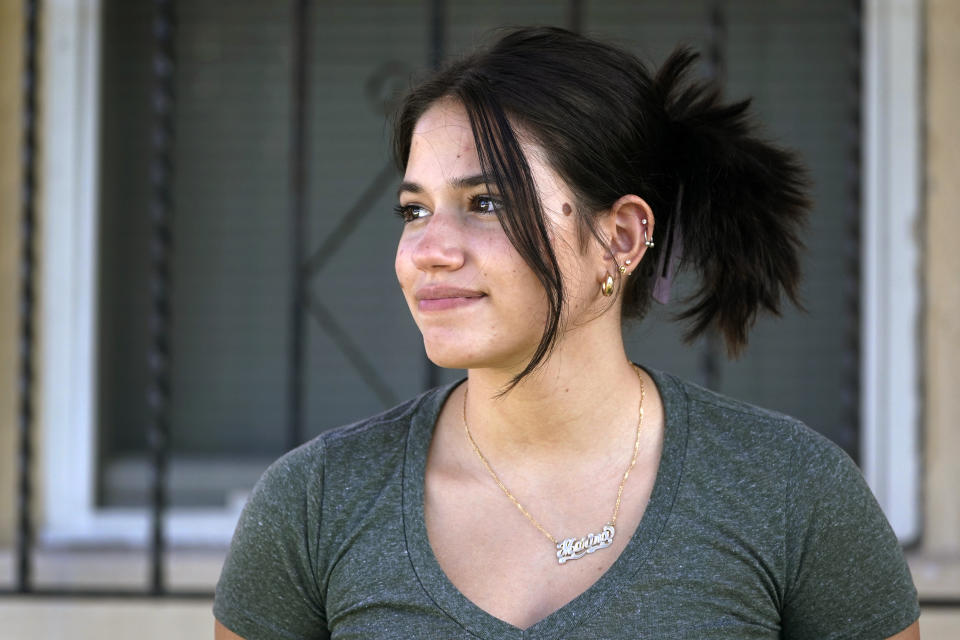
[0,0,957,637]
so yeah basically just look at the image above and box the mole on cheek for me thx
[562,203,573,216]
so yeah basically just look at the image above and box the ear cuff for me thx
[642,219,654,248]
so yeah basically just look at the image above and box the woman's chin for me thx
[421,341,479,371]
[421,339,533,376]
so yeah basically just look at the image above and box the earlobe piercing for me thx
[600,273,615,297]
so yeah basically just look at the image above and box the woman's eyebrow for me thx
[397,174,493,199]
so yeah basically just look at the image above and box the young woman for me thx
[214,27,920,639]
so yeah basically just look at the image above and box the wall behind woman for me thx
[917,0,960,592]
[0,0,25,550]
[919,0,960,572]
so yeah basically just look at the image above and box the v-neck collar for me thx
[401,367,689,639]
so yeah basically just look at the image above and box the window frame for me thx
[37,0,921,546]
[38,0,240,546]
[860,0,922,543]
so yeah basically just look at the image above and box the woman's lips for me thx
[415,286,485,311]
[418,296,484,311]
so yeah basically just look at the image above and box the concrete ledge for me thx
[0,598,214,640]
[919,608,960,639]
[910,553,960,600]
[0,548,225,592]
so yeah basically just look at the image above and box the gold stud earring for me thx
[600,273,615,297]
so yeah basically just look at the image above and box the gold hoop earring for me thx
[600,273,615,297]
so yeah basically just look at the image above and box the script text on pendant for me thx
[556,524,615,564]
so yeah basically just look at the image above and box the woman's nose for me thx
[409,211,466,272]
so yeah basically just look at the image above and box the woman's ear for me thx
[601,194,655,276]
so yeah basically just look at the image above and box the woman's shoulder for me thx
[254,381,459,492]
[651,368,857,482]
[318,385,442,448]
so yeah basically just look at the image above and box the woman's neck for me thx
[460,333,650,467]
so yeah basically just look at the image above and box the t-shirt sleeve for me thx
[781,430,920,640]
[214,440,329,640]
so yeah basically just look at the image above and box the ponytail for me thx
[635,48,809,356]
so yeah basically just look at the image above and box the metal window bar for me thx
[567,0,582,33]
[147,0,176,596]
[287,0,311,451]
[15,0,40,596]
[698,0,727,392]
[843,0,863,461]
[423,0,447,390]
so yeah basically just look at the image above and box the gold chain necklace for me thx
[462,364,645,565]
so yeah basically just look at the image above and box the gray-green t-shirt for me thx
[214,368,919,639]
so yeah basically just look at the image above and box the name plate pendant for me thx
[555,524,615,564]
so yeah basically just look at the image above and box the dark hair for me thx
[393,26,808,389]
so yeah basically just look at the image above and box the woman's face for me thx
[394,98,603,373]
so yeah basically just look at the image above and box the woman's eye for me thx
[472,195,503,215]
[393,204,430,223]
